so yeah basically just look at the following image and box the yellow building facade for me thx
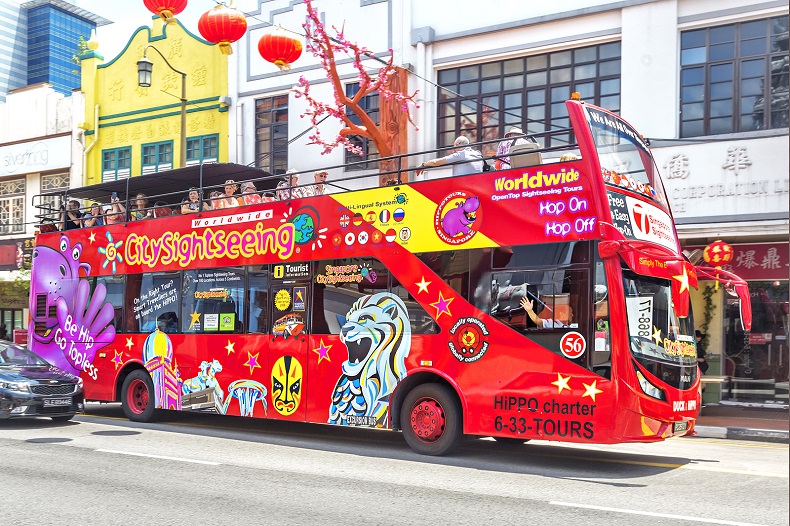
[80,17,229,186]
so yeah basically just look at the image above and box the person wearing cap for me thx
[276,169,305,200]
[417,136,483,177]
[495,127,530,170]
[306,170,328,196]
[82,203,104,227]
[217,179,242,209]
[181,187,211,214]
[240,181,264,205]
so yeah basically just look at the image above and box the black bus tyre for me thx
[401,383,462,456]
[121,369,160,422]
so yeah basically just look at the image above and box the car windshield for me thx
[0,343,49,366]
[622,269,696,367]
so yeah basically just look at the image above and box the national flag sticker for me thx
[352,213,363,226]
[393,208,405,222]
[385,229,397,243]
[365,210,376,223]
[344,232,356,245]
[358,231,369,244]
[379,209,391,223]
[339,214,350,228]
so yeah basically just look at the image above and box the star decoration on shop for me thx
[225,340,235,355]
[244,351,261,375]
[188,311,201,330]
[112,350,124,370]
[652,326,662,346]
[312,339,332,364]
[672,267,690,294]
[415,276,431,294]
[551,373,571,394]
[125,337,134,351]
[88,231,96,244]
[581,380,603,402]
[430,291,453,319]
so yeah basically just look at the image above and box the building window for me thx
[344,83,380,170]
[39,172,69,216]
[255,95,288,175]
[0,178,25,234]
[141,141,173,175]
[102,147,131,181]
[680,16,789,137]
[186,134,219,166]
[436,42,621,153]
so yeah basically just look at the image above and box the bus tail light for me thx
[635,369,665,401]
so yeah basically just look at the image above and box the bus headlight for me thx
[636,370,665,401]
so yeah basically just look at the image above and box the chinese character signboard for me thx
[687,242,789,281]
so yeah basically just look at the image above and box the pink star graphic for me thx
[312,339,332,364]
[244,351,261,375]
[430,291,453,319]
[112,350,124,370]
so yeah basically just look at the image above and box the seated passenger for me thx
[276,169,305,200]
[240,181,264,205]
[219,180,242,208]
[495,127,531,170]
[520,297,575,328]
[131,193,153,221]
[418,136,483,177]
[62,199,83,230]
[559,153,580,162]
[181,188,211,214]
[83,203,104,227]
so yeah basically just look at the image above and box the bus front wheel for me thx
[121,369,160,422]
[401,383,462,456]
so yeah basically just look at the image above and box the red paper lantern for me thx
[703,240,734,266]
[144,0,188,24]
[258,28,302,71]
[198,5,247,55]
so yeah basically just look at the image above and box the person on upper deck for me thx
[305,170,328,196]
[240,181,264,205]
[216,179,241,209]
[495,127,532,170]
[130,193,153,221]
[82,203,104,227]
[418,136,483,177]
[276,169,305,200]
[181,188,211,214]
[62,200,83,230]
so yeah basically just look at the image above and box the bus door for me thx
[268,263,311,421]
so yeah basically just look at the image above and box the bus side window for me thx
[390,279,438,335]
[182,267,245,334]
[248,267,269,334]
[126,272,181,333]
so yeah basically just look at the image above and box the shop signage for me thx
[687,242,789,281]
[655,136,789,222]
[0,237,34,271]
[0,135,71,175]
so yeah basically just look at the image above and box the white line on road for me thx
[96,449,220,466]
[549,501,769,526]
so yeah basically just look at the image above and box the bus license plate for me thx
[673,421,689,434]
[43,398,71,407]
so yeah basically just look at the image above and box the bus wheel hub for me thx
[410,399,445,442]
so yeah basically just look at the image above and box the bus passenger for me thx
[495,127,530,170]
[306,170,328,196]
[82,203,104,227]
[62,200,83,230]
[131,193,153,221]
[520,297,573,328]
[217,179,241,208]
[418,136,483,176]
[240,181,263,205]
[276,169,304,200]
[181,188,211,214]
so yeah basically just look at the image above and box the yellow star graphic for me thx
[88,231,96,244]
[551,373,571,394]
[125,337,134,350]
[652,326,662,346]
[415,276,431,294]
[672,267,689,294]
[581,380,603,402]
[225,340,235,355]
[188,311,201,330]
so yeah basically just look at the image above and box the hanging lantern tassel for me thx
[143,0,188,24]
[197,4,248,55]
[702,240,734,290]
[258,28,303,71]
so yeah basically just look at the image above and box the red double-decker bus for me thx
[28,99,751,455]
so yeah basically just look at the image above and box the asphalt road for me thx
[0,404,786,526]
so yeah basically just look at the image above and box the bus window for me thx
[492,241,588,269]
[95,275,125,333]
[418,251,470,301]
[181,267,245,334]
[248,267,269,334]
[313,257,389,335]
[390,278,438,335]
[593,259,611,379]
[127,272,181,334]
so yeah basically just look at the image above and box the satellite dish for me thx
[683,249,704,265]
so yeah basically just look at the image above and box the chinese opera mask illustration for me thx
[272,355,302,416]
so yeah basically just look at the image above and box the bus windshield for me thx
[622,269,696,369]
[584,106,669,210]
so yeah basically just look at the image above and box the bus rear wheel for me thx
[121,369,160,422]
[401,383,461,456]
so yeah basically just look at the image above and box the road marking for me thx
[550,502,770,526]
[96,449,220,465]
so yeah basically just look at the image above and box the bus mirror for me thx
[594,284,607,304]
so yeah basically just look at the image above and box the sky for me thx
[75,0,261,62]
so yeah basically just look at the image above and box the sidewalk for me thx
[693,403,789,444]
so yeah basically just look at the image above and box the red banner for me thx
[686,242,789,281]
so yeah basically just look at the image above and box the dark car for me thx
[0,341,84,422]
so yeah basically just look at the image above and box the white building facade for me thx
[231,0,787,403]
[0,83,84,333]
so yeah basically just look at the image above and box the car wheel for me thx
[50,415,74,422]
[121,369,160,422]
[401,383,462,456]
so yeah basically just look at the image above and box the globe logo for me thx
[290,213,315,244]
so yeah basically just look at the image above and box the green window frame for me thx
[101,147,131,182]
[141,140,173,175]
[186,134,219,166]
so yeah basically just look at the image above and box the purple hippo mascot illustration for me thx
[28,235,116,378]
[441,196,480,237]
